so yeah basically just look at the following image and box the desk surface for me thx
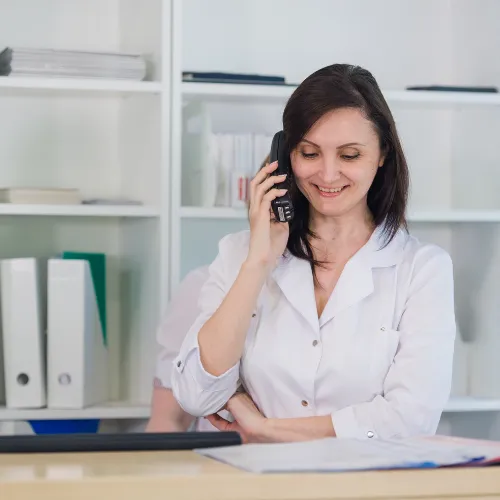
[0,450,499,500]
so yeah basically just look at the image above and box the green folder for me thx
[61,251,107,346]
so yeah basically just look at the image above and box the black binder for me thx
[0,431,241,454]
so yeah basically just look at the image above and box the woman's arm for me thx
[197,162,289,376]
[208,392,335,442]
[197,260,268,376]
[146,385,194,432]
[261,416,336,442]
[172,163,289,417]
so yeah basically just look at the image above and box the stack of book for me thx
[0,47,147,80]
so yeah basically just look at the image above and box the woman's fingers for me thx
[262,188,288,207]
[206,413,231,431]
[253,173,286,207]
[249,161,278,206]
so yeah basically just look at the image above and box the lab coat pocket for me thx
[369,326,400,385]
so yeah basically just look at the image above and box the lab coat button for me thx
[176,360,182,368]
[367,431,375,438]
[312,340,318,347]
[301,400,309,407]
[380,326,386,332]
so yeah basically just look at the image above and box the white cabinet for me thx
[0,0,171,424]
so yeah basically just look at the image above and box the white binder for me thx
[0,258,46,408]
[47,258,108,408]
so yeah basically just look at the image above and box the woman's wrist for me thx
[241,257,273,278]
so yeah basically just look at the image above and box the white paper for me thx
[195,437,493,473]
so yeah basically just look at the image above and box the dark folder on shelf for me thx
[182,71,287,85]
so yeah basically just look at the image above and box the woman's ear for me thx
[378,143,389,167]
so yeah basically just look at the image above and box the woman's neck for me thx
[309,206,375,263]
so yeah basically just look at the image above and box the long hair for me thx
[281,63,409,274]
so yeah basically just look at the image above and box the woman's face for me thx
[291,107,385,219]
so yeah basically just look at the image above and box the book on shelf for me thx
[0,188,81,205]
[82,197,143,206]
[406,85,498,93]
[182,71,288,86]
[0,47,147,81]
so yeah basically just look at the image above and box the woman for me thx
[171,64,456,443]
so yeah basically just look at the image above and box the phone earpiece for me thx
[269,131,294,222]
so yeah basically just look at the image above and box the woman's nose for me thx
[320,156,342,183]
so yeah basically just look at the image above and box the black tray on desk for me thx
[0,431,242,453]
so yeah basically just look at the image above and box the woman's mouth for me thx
[314,184,349,198]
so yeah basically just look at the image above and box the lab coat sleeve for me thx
[171,233,244,417]
[331,245,456,439]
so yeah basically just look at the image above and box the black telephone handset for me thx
[269,131,294,222]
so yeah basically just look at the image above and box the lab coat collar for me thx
[271,224,408,332]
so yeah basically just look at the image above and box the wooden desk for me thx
[0,450,499,500]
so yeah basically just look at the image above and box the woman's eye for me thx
[301,152,318,159]
[341,154,360,161]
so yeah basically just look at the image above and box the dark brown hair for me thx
[282,63,409,272]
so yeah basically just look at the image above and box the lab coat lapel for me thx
[272,253,319,335]
[319,226,407,327]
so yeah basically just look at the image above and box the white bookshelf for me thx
[0,0,171,423]
[1,0,500,437]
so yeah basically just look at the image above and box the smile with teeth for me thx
[316,185,347,193]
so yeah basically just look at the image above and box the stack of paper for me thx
[196,436,500,473]
[0,47,147,80]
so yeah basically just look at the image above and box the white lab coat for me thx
[171,225,456,439]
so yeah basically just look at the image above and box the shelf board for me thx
[444,397,500,413]
[1,397,498,420]
[0,76,163,97]
[181,207,500,222]
[181,206,248,219]
[409,210,500,222]
[0,204,159,217]
[182,82,500,106]
[0,401,150,421]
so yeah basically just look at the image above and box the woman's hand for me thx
[206,392,267,444]
[246,161,290,270]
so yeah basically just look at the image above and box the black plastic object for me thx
[269,131,294,222]
[0,431,242,454]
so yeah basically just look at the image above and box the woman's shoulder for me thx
[400,230,453,277]
[217,229,251,259]
[212,230,251,279]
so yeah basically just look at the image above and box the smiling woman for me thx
[170,64,456,444]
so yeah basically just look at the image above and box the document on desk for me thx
[195,436,500,473]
